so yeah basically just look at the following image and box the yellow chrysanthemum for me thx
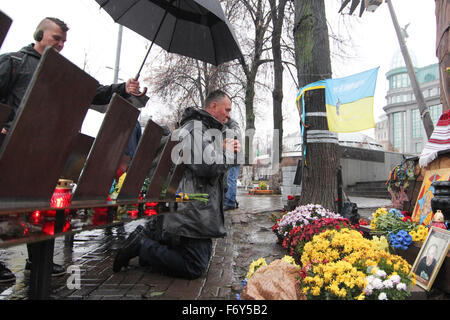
[281,255,300,268]
[246,257,267,279]
[372,235,389,251]
[311,286,321,296]
[356,293,366,300]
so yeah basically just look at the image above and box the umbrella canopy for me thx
[95,0,243,67]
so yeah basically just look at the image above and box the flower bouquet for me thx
[175,192,209,203]
[281,217,359,264]
[298,228,415,300]
[389,230,413,250]
[370,208,415,234]
[408,224,429,243]
[370,207,430,251]
[272,204,341,242]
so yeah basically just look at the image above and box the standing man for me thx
[113,90,240,279]
[223,117,242,211]
[0,17,141,282]
[0,17,141,133]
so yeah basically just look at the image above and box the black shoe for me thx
[0,261,15,283]
[235,201,239,208]
[113,225,145,272]
[224,205,235,211]
[25,259,66,277]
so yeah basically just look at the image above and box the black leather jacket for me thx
[163,107,234,239]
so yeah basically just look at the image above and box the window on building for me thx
[390,74,410,89]
[392,112,404,152]
[411,109,422,139]
[430,87,438,97]
[424,74,435,82]
[415,142,422,154]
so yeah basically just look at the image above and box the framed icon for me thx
[410,227,450,291]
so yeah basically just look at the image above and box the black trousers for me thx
[139,233,212,280]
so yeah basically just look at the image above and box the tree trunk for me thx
[235,0,272,165]
[268,0,288,194]
[269,0,287,163]
[293,0,339,212]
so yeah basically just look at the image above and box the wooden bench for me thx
[0,12,183,299]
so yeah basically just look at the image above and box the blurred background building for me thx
[375,49,442,154]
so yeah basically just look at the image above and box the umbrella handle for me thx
[130,86,147,97]
[130,74,147,97]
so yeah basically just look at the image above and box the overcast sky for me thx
[0,0,439,139]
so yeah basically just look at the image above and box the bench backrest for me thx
[0,13,184,214]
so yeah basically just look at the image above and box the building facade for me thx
[377,50,442,155]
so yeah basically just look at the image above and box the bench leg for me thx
[64,234,74,247]
[28,239,55,300]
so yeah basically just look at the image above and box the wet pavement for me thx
[0,191,390,300]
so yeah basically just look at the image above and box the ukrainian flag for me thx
[325,67,379,132]
[296,67,379,133]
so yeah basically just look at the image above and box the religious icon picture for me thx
[410,227,450,291]
[412,169,450,226]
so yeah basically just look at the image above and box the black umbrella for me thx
[95,0,242,94]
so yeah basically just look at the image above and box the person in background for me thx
[223,117,242,211]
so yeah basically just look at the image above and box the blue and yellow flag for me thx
[296,67,379,133]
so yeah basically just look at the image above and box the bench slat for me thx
[0,10,12,48]
[145,139,178,200]
[71,94,139,204]
[163,163,184,200]
[60,133,94,182]
[117,119,164,202]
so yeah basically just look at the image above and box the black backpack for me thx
[0,51,26,104]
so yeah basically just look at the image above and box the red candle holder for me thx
[29,210,43,224]
[50,179,73,208]
[144,209,158,216]
[128,209,139,219]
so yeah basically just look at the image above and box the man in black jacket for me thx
[0,17,141,282]
[113,90,240,279]
[0,17,141,133]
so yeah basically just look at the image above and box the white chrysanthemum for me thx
[375,269,387,279]
[378,292,388,300]
[396,283,407,291]
[363,284,373,296]
[382,279,393,289]
[389,275,401,285]
[372,278,383,290]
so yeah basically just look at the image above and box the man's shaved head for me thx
[33,17,68,54]
[35,17,69,35]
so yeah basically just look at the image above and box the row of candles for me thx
[22,179,159,236]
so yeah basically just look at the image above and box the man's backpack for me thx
[0,51,26,104]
